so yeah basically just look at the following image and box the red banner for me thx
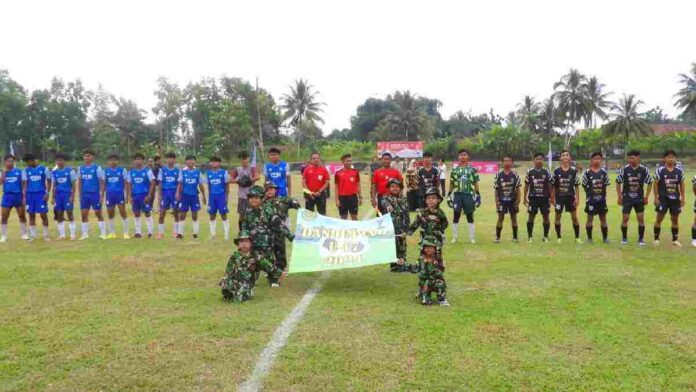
[453,161,499,174]
[377,141,424,159]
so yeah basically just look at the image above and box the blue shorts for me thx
[160,189,178,210]
[80,192,102,211]
[178,194,201,212]
[207,193,229,215]
[1,192,23,209]
[105,191,125,208]
[54,191,74,212]
[26,192,48,214]
[131,193,153,214]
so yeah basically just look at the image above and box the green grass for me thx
[1,164,695,391]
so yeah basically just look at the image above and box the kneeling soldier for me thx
[417,236,449,306]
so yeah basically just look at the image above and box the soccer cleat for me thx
[69,236,76,241]
[99,234,108,240]
[147,233,153,239]
[134,233,142,239]
[470,238,476,244]
[171,232,178,239]
[107,233,117,239]
[79,235,89,241]
[638,240,646,246]
[209,235,216,241]
[438,299,450,307]
[57,235,66,240]
[270,283,280,288]
[621,239,628,245]
[653,240,660,246]
[575,238,583,244]
[557,238,562,244]
[542,237,549,243]
[512,238,519,243]
[587,239,594,244]
[451,237,457,243]
[176,234,183,239]
[192,234,198,239]
[26,237,35,242]
[672,240,682,248]
[528,237,533,244]
[603,239,610,245]
[156,233,164,240]
[20,233,30,240]
[122,233,130,239]
[493,238,501,244]
[0,235,7,243]
[691,239,696,247]
[43,237,50,242]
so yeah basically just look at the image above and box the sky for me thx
[2,0,695,133]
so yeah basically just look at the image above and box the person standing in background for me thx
[417,152,440,208]
[264,147,291,197]
[405,160,420,211]
[302,152,330,215]
[439,159,447,196]
[231,151,259,231]
[334,154,361,220]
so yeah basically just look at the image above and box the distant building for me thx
[650,124,696,135]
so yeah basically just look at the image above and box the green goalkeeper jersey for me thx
[450,164,479,194]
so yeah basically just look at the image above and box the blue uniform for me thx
[104,167,127,207]
[1,168,23,208]
[79,164,104,210]
[158,166,180,210]
[264,161,289,197]
[178,168,203,212]
[207,169,229,215]
[52,167,76,212]
[128,167,155,213]
[23,165,50,214]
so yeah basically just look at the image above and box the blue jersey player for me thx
[104,154,130,239]
[157,152,180,240]
[176,155,206,239]
[21,154,51,241]
[51,153,77,240]
[264,147,291,197]
[1,154,28,242]
[128,153,156,238]
[77,150,106,240]
[206,156,231,240]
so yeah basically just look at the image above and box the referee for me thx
[334,154,361,220]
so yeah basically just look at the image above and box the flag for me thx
[547,142,553,170]
[250,145,257,168]
[9,141,15,157]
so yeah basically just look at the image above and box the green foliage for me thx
[674,62,696,121]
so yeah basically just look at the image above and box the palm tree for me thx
[384,90,431,141]
[583,76,612,128]
[516,95,541,133]
[553,69,588,147]
[281,79,325,158]
[538,98,564,136]
[674,62,696,121]
[602,94,651,144]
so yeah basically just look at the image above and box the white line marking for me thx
[238,274,327,392]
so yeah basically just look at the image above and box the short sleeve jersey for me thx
[417,166,440,193]
[23,165,50,193]
[334,167,360,196]
[51,167,77,193]
[582,168,610,201]
[493,170,521,202]
[158,166,180,190]
[654,166,684,200]
[264,161,289,196]
[616,164,652,200]
[206,169,230,195]
[372,167,403,196]
[179,167,204,196]
[79,164,104,193]
[303,165,330,193]
[1,168,23,193]
[551,166,580,197]
[450,164,479,194]
[525,167,551,198]
[128,167,155,195]
[104,167,127,193]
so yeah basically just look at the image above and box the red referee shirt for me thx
[303,164,330,192]
[372,168,403,196]
[335,167,360,196]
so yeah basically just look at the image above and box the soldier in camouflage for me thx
[262,181,300,274]
[219,230,283,302]
[379,178,412,272]
[409,187,449,267]
[417,236,449,306]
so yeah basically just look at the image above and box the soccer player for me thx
[493,155,521,243]
[104,154,129,239]
[176,155,206,239]
[51,153,77,240]
[206,156,231,240]
[302,152,330,215]
[653,150,685,247]
[371,152,403,215]
[21,154,51,241]
[157,152,180,239]
[524,152,552,242]
[334,153,361,220]
[615,150,652,245]
[264,147,291,197]
[128,153,156,238]
[582,152,611,244]
[77,150,106,240]
[550,150,581,243]
[448,149,480,243]
[417,152,440,208]
[231,151,259,231]
[1,155,28,241]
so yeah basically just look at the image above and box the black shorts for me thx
[497,200,518,215]
[656,196,681,216]
[585,200,608,216]
[554,195,576,213]
[527,197,550,215]
[338,195,359,216]
[621,197,645,214]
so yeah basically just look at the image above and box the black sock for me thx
[495,225,502,240]
[586,226,593,240]
[671,227,678,241]
[573,224,580,239]
[621,226,628,241]
[555,224,561,238]
[654,226,661,240]
[543,223,550,238]
[692,227,696,240]
[601,226,608,241]
[512,226,518,240]
[638,225,645,241]
[527,221,534,237]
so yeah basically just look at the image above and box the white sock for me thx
[122,218,129,235]
[452,224,458,238]
[1,224,7,236]
[20,223,27,235]
[193,220,200,234]
[43,226,49,238]
[222,219,230,239]
[158,223,165,234]
[209,220,217,236]
[468,223,476,240]
[146,216,154,235]
[109,219,116,235]
[69,221,76,237]
[98,221,106,236]
[81,223,89,236]
[30,226,37,238]
[179,221,185,236]
[174,221,180,235]
[135,217,142,234]
[58,222,65,237]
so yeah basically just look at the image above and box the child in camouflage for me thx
[417,236,449,306]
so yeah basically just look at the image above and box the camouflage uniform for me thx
[417,237,448,306]
[380,181,412,272]
[409,205,449,268]
[219,249,281,302]
[263,181,300,272]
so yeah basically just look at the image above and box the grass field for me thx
[1,163,695,391]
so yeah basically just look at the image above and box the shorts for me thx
[554,195,576,213]
[178,194,201,212]
[131,193,153,214]
[54,191,73,212]
[452,192,476,214]
[80,192,102,211]
[237,197,248,215]
[26,192,48,214]
[621,197,645,214]
[105,191,125,208]
[208,193,229,215]
[585,200,608,216]
[160,189,178,210]
[1,192,22,209]
[338,195,359,216]
[655,196,681,216]
[527,197,550,215]
[497,200,518,214]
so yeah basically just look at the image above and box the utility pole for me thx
[255,77,265,165]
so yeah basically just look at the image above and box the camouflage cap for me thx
[248,185,265,198]
[424,187,442,200]
[234,230,252,245]
[421,236,439,248]
[263,180,278,189]
[387,178,403,188]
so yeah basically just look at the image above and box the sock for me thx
[193,220,200,235]
[692,227,696,240]
[222,219,230,239]
[452,224,459,238]
[20,222,27,235]
[527,221,533,237]
[573,224,580,239]
[601,226,608,241]
[209,220,217,236]
[109,219,116,235]
[468,223,475,241]
[179,221,185,236]
[69,221,76,237]
[638,225,645,241]
[543,222,550,238]
[29,225,37,238]
[98,221,106,236]
[58,222,65,237]
[1,224,7,236]
[146,216,154,235]
[122,218,129,235]
[654,226,661,240]
[81,222,89,236]
[158,223,165,234]
[43,226,49,238]
[495,225,502,240]
[621,226,628,241]
[135,217,142,234]
[586,226,593,240]
[512,225,518,240]
[555,223,561,238]
[671,227,678,241]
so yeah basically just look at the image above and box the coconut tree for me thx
[516,95,541,133]
[674,62,696,121]
[538,97,564,136]
[583,76,612,128]
[281,79,325,158]
[383,90,432,141]
[602,94,651,144]
[553,69,588,147]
